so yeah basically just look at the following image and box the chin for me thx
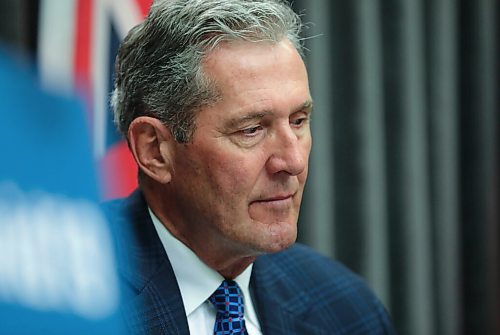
[262,240,295,254]
[257,226,297,254]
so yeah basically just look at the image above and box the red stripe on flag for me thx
[101,141,138,199]
[74,0,93,85]
[74,0,94,126]
[135,0,153,18]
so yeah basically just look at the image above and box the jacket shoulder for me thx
[259,243,366,286]
[254,243,396,334]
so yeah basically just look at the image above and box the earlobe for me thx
[128,116,173,184]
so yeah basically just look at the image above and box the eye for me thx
[290,116,309,127]
[240,125,263,136]
[230,124,266,148]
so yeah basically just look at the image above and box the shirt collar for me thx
[148,208,258,324]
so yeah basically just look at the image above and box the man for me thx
[109,0,395,334]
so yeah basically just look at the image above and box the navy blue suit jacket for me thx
[106,190,395,334]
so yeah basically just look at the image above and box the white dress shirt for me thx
[149,208,263,335]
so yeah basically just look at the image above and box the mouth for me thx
[250,193,295,207]
[248,191,300,222]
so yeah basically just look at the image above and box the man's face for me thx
[167,39,312,256]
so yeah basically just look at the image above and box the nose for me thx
[266,126,310,176]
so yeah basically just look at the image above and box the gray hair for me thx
[111,0,304,143]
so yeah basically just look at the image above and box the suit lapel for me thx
[111,190,190,335]
[251,254,328,335]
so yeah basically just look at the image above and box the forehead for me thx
[203,39,306,80]
[200,39,310,112]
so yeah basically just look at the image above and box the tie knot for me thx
[209,280,247,334]
[210,280,245,316]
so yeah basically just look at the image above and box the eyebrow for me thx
[223,99,314,130]
[301,100,314,114]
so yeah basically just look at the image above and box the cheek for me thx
[301,137,312,176]
[207,145,267,189]
[208,154,255,196]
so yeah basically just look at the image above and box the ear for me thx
[127,116,174,184]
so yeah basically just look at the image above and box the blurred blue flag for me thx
[0,48,126,335]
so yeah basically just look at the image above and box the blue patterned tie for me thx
[209,280,248,335]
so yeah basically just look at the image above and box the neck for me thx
[142,185,258,279]
[217,256,256,279]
